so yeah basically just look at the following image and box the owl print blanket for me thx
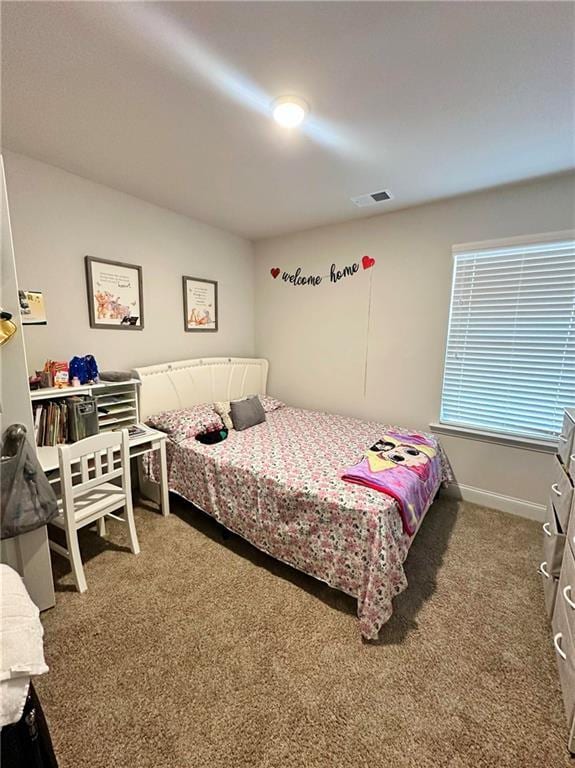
[341,431,441,535]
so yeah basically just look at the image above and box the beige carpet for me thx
[37,495,572,768]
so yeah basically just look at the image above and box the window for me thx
[440,232,575,442]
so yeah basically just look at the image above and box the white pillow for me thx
[213,401,234,431]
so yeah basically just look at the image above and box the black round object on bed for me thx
[195,429,228,445]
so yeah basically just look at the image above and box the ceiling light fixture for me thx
[272,96,309,128]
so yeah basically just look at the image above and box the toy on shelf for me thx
[42,360,69,389]
[29,355,101,391]
[68,355,99,385]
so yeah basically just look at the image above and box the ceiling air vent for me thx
[351,189,393,208]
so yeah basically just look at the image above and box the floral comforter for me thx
[162,406,451,640]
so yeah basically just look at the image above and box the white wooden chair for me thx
[49,429,140,593]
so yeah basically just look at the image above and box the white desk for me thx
[37,426,170,516]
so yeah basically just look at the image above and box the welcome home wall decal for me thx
[270,255,375,286]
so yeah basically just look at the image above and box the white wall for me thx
[255,173,575,513]
[4,152,255,372]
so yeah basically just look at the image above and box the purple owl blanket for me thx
[341,430,442,535]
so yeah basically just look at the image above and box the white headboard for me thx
[133,357,269,421]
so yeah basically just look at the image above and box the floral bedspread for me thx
[161,407,451,640]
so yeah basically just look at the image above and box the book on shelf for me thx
[33,404,42,443]
[32,396,98,447]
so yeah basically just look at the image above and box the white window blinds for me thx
[440,233,575,441]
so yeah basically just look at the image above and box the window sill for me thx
[429,422,557,454]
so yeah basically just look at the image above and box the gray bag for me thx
[1,424,59,540]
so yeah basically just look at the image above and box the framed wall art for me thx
[183,276,218,332]
[85,256,144,330]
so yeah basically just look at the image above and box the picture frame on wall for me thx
[183,276,218,332]
[85,255,144,330]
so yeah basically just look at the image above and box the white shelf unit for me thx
[93,385,139,433]
[30,380,141,443]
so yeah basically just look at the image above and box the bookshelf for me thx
[31,380,140,445]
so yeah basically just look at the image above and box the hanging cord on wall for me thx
[363,268,374,397]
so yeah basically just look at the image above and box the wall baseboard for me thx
[444,482,546,522]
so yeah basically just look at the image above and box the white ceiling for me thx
[2,1,574,240]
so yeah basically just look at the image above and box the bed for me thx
[134,357,450,640]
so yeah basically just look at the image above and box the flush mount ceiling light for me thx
[271,96,309,128]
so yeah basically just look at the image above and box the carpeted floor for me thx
[37,494,572,768]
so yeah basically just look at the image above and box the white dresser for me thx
[540,408,575,754]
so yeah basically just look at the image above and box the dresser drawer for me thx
[544,500,567,576]
[552,595,575,728]
[568,453,575,486]
[558,542,575,639]
[568,496,575,560]
[539,561,559,617]
[558,412,575,467]
[567,492,575,555]
[551,456,574,532]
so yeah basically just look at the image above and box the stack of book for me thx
[33,396,99,446]
[33,400,70,446]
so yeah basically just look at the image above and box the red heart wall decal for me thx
[270,267,280,279]
[362,255,375,270]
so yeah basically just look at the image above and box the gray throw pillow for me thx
[230,395,266,431]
